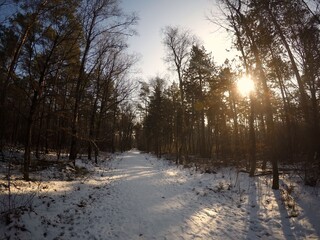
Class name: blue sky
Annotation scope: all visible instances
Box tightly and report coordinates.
[121,0,237,81]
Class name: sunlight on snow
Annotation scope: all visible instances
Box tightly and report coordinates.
[7,180,75,195]
[109,169,157,182]
[165,170,177,177]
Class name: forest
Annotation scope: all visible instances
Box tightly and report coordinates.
[137,0,320,190]
[1,0,320,239]
[0,0,139,181]
[0,0,319,189]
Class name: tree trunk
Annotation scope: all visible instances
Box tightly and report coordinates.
[69,13,95,162]
[228,7,257,174]
[35,109,44,160]
[240,11,279,189]
[249,94,256,177]
[23,93,38,180]
[269,47,294,162]
[88,98,98,160]
[266,6,311,133]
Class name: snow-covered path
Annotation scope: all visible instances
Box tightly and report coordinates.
[103,150,217,239]
[2,150,320,239]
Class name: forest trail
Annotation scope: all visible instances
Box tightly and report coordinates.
[74,150,301,240]
[2,150,320,239]
[102,150,219,239]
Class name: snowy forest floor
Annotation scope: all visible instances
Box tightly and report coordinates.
[0,149,320,240]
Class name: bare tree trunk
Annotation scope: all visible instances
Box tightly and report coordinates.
[111,105,118,154]
[35,107,44,160]
[249,94,256,177]
[24,93,38,180]
[69,5,97,162]
[230,91,240,162]
[236,4,279,189]
[162,26,193,164]
[23,29,57,180]
[88,97,98,160]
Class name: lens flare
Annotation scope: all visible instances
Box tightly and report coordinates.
[237,75,255,96]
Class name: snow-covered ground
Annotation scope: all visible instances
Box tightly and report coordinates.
[1,150,320,239]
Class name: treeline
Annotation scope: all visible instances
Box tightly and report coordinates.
[0,0,138,179]
[136,0,320,189]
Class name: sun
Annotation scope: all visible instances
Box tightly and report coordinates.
[237,75,255,96]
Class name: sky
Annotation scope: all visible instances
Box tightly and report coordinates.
[121,0,237,81]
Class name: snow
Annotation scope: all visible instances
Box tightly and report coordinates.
[1,149,320,239]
